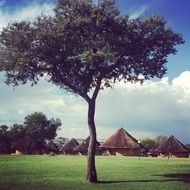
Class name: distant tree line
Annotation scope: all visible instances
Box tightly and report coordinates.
[0,112,61,154]
[140,136,168,150]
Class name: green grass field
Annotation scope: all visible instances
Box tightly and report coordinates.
[0,155,190,190]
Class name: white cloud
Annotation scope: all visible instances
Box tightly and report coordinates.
[94,71,190,142]
[172,71,190,105]
[129,5,148,19]
[1,71,190,143]
[0,78,65,116]
[0,2,55,30]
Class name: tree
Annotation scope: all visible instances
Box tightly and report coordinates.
[23,112,61,145]
[141,135,168,150]
[155,135,167,145]
[0,125,9,143]
[7,113,61,154]
[0,0,184,183]
[7,123,25,141]
[0,125,11,153]
[0,125,8,135]
[141,137,155,150]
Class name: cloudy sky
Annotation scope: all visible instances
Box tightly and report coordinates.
[0,0,190,144]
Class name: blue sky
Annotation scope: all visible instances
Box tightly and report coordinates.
[0,0,190,144]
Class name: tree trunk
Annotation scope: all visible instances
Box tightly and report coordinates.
[86,99,98,183]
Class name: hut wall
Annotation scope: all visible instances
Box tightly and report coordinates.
[75,149,105,156]
[159,152,189,158]
[107,148,140,156]
[95,148,106,155]
[173,153,189,158]
[63,151,77,155]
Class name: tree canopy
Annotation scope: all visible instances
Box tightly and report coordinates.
[23,112,61,143]
[140,135,168,150]
[0,125,8,135]
[0,125,9,143]
[0,0,184,101]
[7,124,25,141]
[3,112,61,145]
[155,135,167,144]
[141,137,156,150]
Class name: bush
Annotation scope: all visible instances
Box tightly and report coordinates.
[49,151,56,156]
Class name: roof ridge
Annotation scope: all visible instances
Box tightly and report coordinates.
[155,135,189,152]
[100,128,146,149]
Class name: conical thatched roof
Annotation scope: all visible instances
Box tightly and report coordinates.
[46,140,58,152]
[149,144,160,156]
[60,138,79,152]
[100,128,147,151]
[149,144,159,153]
[155,135,189,153]
[73,136,100,153]
[186,144,190,151]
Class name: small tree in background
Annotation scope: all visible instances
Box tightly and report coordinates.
[141,135,168,150]
[0,125,8,136]
[0,0,184,183]
[23,112,61,145]
[155,135,167,145]
[0,125,9,143]
[6,113,61,150]
[141,137,156,150]
[7,124,25,142]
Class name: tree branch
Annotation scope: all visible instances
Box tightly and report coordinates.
[51,65,91,102]
[91,77,102,101]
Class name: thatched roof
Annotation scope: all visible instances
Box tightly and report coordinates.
[59,138,79,152]
[186,144,190,151]
[155,135,189,153]
[46,140,58,152]
[100,128,147,151]
[73,136,100,153]
[149,144,159,153]
[149,144,160,156]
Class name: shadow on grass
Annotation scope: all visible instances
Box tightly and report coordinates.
[154,173,190,184]
[98,173,190,184]
[97,180,157,184]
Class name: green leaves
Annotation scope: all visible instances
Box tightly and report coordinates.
[23,112,62,142]
[0,0,184,100]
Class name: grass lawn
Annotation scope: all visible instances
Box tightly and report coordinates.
[0,155,190,190]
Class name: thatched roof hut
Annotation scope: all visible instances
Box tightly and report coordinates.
[100,128,148,156]
[149,144,160,157]
[59,138,79,155]
[45,140,58,153]
[12,135,45,154]
[155,135,189,158]
[186,144,190,151]
[73,136,103,155]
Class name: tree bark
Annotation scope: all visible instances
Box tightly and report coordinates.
[86,99,98,183]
